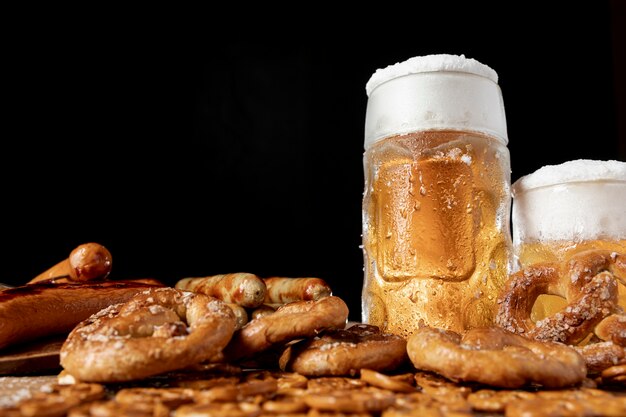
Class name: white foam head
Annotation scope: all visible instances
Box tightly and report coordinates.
[364,54,507,149]
[512,159,626,243]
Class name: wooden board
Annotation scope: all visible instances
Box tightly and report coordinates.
[0,335,64,376]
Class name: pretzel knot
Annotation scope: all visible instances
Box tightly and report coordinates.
[495,250,625,345]
[60,287,237,382]
[407,325,586,388]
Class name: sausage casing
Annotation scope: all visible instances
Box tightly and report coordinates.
[0,280,163,349]
[263,277,332,304]
[175,273,266,308]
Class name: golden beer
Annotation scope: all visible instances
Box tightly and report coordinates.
[361,55,512,338]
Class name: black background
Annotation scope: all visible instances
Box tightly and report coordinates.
[2,3,624,321]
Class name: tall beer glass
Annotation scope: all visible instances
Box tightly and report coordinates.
[361,54,513,337]
[511,159,626,319]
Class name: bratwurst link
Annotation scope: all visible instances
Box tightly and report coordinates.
[175,273,266,308]
[0,280,163,349]
[28,242,113,284]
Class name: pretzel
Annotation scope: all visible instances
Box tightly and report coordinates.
[594,313,626,346]
[600,364,626,385]
[261,395,308,414]
[68,400,171,417]
[412,370,472,400]
[10,383,106,417]
[495,250,625,344]
[306,376,368,393]
[114,387,196,408]
[504,394,626,417]
[359,369,416,392]
[575,341,626,374]
[60,287,237,382]
[174,402,262,417]
[386,392,473,416]
[303,387,396,414]
[279,323,408,376]
[406,325,586,388]
[194,375,278,403]
[466,389,536,413]
[222,296,349,361]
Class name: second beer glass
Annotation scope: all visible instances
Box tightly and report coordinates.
[511,159,626,320]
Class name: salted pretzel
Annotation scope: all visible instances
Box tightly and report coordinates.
[407,325,586,388]
[575,341,626,374]
[222,295,349,361]
[60,287,237,382]
[495,250,625,345]
[594,313,626,346]
[279,323,408,376]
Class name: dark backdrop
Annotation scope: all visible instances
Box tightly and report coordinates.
[3,3,624,321]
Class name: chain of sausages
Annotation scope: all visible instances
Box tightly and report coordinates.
[174,273,333,329]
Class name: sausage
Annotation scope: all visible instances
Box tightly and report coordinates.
[0,280,164,349]
[224,302,249,330]
[175,273,266,308]
[250,304,276,320]
[263,277,332,304]
[28,243,113,284]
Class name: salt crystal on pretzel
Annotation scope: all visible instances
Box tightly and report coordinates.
[60,287,237,382]
[495,250,625,345]
[407,325,586,388]
[279,323,407,377]
[222,296,349,362]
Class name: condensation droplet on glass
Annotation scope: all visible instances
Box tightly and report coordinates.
[448,148,461,159]
[446,259,455,270]
[414,201,421,211]
[419,185,427,196]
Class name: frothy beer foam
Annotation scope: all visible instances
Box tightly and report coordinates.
[363,54,508,149]
[512,159,626,243]
[365,54,498,96]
